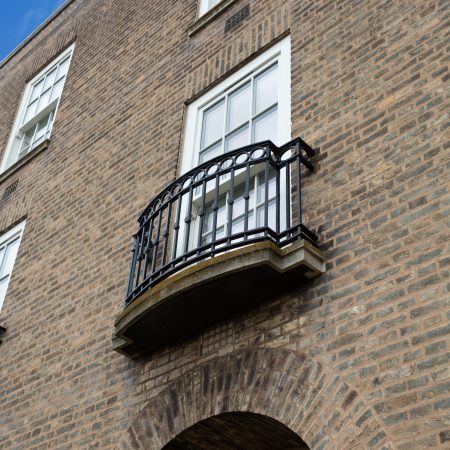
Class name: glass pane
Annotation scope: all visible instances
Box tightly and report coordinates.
[209,0,221,8]
[199,141,221,164]
[257,200,276,230]
[254,63,278,114]
[201,233,212,245]
[56,57,70,80]
[23,100,38,124]
[43,68,57,91]
[29,80,44,103]
[231,212,254,235]
[201,100,225,148]
[227,82,250,131]
[0,247,5,272]
[204,196,227,233]
[253,106,278,143]
[225,125,249,152]
[20,128,34,153]
[33,119,48,146]
[2,238,20,277]
[46,110,55,138]
[50,78,65,103]
[0,279,8,308]
[37,88,52,111]
[257,168,277,202]
[233,183,254,218]
[215,226,225,240]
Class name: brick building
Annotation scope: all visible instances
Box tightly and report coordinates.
[0,0,448,448]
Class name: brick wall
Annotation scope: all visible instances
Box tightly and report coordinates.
[0,0,448,448]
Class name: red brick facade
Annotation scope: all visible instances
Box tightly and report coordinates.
[0,0,448,448]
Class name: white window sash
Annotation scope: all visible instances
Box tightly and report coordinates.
[199,0,222,16]
[178,37,291,254]
[0,44,75,173]
[181,36,291,175]
[0,220,26,313]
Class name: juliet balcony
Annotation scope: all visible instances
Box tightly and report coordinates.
[113,138,325,358]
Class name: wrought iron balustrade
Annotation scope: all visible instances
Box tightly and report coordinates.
[125,138,317,307]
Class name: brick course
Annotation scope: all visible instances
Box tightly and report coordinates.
[0,0,448,448]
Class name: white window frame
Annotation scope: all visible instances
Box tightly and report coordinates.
[181,36,291,175]
[199,0,222,16]
[0,44,75,173]
[0,220,26,313]
[179,37,291,252]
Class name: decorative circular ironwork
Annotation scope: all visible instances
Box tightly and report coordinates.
[127,139,316,306]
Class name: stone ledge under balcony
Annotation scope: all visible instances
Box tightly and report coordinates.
[113,240,325,359]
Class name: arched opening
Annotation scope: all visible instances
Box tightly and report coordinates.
[162,412,310,450]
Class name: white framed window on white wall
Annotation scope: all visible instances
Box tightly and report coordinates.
[0,44,75,173]
[0,221,26,312]
[199,0,222,16]
[180,36,291,248]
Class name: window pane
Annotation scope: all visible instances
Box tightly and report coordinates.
[199,141,221,164]
[0,279,8,308]
[203,225,225,245]
[23,100,38,124]
[50,78,65,103]
[201,100,224,148]
[253,106,278,143]
[56,57,70,80]
[204,196,227,233]
[233,183,254,218]
[208,0,221,8]
[20,127,34,154]
[43,68,57,91]
[2,238,20,277]
[257,199,276,230]
[227,82,250,131]
[225,125,249,152]
[0,247,5,271]
[231,212,254,235]
[37,88,52,111]
[29,80,44,103]
[257,168,277,202]
[33,116,49,146]
[254,63,278,114]
[45,111,55,139]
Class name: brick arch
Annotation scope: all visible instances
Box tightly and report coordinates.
[117,348,393,450]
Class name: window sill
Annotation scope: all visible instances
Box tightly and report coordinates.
[0,139,50,185]
[187,0,240,37]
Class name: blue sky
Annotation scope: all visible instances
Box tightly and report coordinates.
[0,0,66,62]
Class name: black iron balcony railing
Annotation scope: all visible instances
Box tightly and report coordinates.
[125,138,317,307]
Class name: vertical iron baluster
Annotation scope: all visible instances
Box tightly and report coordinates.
[126,235,139,299]
[264,151,270,236]
[161,201,173,268]
[183,185,194,257]
[226,166,235,245]
[142,213,155,281]
[196,179,207,253]
[211,173,220,251]
[275,153,281,239]
[296,141,302,239]
[285,161,291,240]
[151,208,163,275]
[243,162,250,241]
[133,217,146,290]
[171,192,183,265]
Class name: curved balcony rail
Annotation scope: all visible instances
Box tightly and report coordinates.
[125,138,317,307]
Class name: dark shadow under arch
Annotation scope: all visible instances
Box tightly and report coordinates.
[162,412,310,450]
